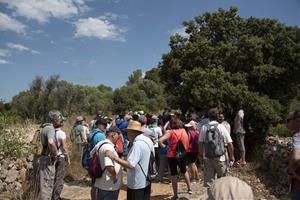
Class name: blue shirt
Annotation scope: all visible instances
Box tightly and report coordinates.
[88,128,106,148]
[118,120,128,141]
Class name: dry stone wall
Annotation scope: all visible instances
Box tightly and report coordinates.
[263,136,292,194]
[0,155,33,199]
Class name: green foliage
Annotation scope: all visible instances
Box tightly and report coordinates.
[113,70,167,114]
[159,7,299,142]
[268,124,290,137]
[11,75,113,121]
[0,129,34,159]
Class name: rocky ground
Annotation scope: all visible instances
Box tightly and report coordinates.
[61,162,290,200]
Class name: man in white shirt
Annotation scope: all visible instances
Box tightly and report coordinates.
[106,120,154,200]
[233,108,247,165]
[91,126,122,200]
[199,108,234,187]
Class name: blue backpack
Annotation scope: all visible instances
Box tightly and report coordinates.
[82,132,99,170]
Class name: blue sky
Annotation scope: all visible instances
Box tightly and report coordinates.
[0,0,299,102]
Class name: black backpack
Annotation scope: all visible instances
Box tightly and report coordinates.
[173,131,187,162]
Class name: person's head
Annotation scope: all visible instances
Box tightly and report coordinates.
[76,116,84,124]
[208,108,219,121]
[138,115,147,126]
[169,116,182,129]
[150,115,158,127]
[95,118,107,131]
[207,176,254,200]
[218,113,225,123]
[125,120,142,142]
[106,126,121,144]
[185,120,197,130]
[286,109,300,132]
[48,110,66,128]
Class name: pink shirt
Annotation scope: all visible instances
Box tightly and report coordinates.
[187,129,199,153]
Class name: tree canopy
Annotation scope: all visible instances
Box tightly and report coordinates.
[159,7,300,140]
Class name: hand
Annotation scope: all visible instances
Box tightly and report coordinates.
[105,150,114,159]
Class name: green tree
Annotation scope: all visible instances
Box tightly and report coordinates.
[159,7,299,144]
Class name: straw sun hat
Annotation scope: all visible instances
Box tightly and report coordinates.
[126,120,142,133]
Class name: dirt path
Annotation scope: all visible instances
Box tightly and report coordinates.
[61,175,207,200]
[61,162,290,200]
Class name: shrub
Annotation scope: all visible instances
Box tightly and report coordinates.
[0,129,34,159]
[268,124,290,137]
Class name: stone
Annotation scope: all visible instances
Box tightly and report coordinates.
[19,168,27,182]
[0,168,8,180]
[27,155,34,162]
[0,179,4,192]
[5,168,19,183]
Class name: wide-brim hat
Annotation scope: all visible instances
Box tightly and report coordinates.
[76,116,84,122]
[126,120,142,133]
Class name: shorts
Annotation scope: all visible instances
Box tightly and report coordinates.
[186,152,198,164]
[127,184,151,200]
[168,157,187,176]
[98,189,120,200]
[236,132,245,152]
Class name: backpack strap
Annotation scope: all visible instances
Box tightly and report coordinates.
[54,130,62,152]
[94,141,111,172]
[135,139,153,182]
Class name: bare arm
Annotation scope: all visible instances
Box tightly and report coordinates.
[61,138,70,164]
[106,151,134,170]
[48,138,58,156]
[158,130,171,148]
[227,142,235,161]
[106,165,117,182]
[198,142,204,161]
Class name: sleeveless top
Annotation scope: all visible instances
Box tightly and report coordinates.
[167,128,189,158]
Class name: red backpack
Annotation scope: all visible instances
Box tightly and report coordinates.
[88,142,109,179]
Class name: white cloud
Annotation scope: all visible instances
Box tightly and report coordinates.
[0,58,9,64]
[0,49,10,57]
[74,17,126,41]
[171,27,189,38]
[100,12,128,21]
[0,0,89,23]
[0,12,26,34]
[6,42,40,54]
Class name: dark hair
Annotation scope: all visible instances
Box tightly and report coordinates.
[95,118,107,126]
[106,126,121,136]
[208,108,219,121]
[170,117,182,129]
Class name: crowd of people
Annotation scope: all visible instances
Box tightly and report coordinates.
[35,107,263,200]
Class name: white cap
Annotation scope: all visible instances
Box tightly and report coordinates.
[185,120,197,128]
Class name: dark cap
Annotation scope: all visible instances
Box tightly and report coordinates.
[48,110,66,122]
[95,118,107,126]
[106,126,121,134]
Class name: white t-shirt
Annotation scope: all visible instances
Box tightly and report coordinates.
[127,134,154,189]
[199,121,233,162]
[221,121,231,135]
[143,126,162,148]
[94,139,122,191]
[82,125,89,141]
[55,129,66,157]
